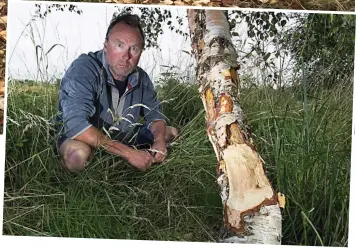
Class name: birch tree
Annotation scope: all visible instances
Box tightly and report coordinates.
[188,9,283,244]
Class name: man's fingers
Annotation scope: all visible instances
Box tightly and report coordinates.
[154,152,161,161]
[139,152,153,170]
[157,153,165,161]
[154,152,167,163]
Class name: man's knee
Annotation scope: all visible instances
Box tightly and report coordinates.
[165,126,178,143]
[59,139,93,173]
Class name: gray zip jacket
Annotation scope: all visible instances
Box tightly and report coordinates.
[55,49,166,145]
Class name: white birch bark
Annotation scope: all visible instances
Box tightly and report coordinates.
[187,9,282,244]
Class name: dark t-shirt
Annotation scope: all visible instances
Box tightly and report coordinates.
[114,78,127,98]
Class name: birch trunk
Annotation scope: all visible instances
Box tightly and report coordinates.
[187,9,282,244]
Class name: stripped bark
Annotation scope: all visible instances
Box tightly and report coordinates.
[187,9,282,244]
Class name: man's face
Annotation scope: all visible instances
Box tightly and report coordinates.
[104,23,144,81]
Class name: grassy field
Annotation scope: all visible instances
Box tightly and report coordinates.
[2,77,353,246]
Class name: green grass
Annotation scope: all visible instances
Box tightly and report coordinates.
[2,77,352,246]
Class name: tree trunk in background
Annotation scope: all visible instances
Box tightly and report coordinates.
[187,9,282,244]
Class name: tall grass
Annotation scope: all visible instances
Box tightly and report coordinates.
[2,75,352,246]
[241,83,352,246]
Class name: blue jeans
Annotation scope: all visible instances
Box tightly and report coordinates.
[125,125,155,150]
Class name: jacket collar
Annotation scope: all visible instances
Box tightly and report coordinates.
[97,49,139,89]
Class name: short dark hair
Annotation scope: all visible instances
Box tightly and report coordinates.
[105,13,145,48]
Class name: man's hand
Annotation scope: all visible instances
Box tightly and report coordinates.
[150,140,167,163]
[126,150,154,171]
[149,120,167,163]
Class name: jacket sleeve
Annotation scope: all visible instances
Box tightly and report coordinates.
[141,71,167,128]
[59,57,100,139]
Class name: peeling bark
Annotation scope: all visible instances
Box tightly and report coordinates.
[188,9,282,244]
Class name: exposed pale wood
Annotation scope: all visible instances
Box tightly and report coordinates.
[0,30,5,40]
[0,79,4,96]
[0,97,3,110]
[159,0,175,4]
[0,15,6,24]
[173,1,186,5]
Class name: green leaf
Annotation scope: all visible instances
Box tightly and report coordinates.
[15,142,23,147]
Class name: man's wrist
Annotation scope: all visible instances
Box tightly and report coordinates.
[154,136,165,143]
[103,139,134,160]
[150,120,166,143]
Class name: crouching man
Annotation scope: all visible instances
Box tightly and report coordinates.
[53,13,178,173]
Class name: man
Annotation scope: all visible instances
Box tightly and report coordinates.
[54,13,178,173]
